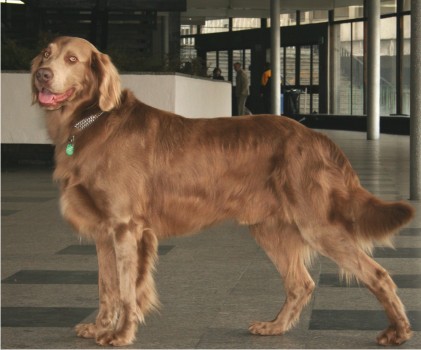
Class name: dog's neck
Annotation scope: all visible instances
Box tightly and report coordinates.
[65,111,104,156]
[45,101,102,146]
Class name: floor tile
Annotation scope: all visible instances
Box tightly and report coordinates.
[1,307,96,327]
[2,270,98,285]
[309,310,421,331]
[319,273,421,288]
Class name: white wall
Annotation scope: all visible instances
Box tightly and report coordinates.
[1,72,232,144]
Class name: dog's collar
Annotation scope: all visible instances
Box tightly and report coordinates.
[66,111,104,156]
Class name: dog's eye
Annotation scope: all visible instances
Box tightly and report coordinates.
[68,56,78,63]
[43,51,50,59]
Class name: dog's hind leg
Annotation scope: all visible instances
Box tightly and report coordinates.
[249,219,315,335]
[75,234,119,340]
[135,229,160,320]
[299,224,412,346]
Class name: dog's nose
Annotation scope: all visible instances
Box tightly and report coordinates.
[36,68,54,82]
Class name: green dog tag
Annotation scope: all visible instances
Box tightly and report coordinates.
[66,143,74,156]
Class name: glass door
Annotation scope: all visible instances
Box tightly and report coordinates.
[282,44,320,115]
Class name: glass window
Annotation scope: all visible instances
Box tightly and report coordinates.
[284,46,296,86]
[403,0,411,11]
[332,21,364,115]
[217,51,229,82]
[206,51,228,80]
[299,10,328,24]
[381,0,397,15]
[232,18,261,31]
[180,36,196,63]
[232,50,243,86]
[380,16,397,116]
[351,21,364,115]
[334,2,364,21]
[267,12,297,27]
[232,49,251,85]
[202,19,229,34]
[300,46,311,86]
[206,51,217,77]
[402,15,410,115]
[180,24,198,36]
[334,23,352,114]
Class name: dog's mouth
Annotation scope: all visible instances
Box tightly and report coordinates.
[38,87,75,108]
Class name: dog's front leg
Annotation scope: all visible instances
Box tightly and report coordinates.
[95,226,140,347]
[75,234,119,340]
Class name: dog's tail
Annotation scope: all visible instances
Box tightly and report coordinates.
[353,188,414,244]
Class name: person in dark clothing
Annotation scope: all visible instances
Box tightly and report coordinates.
[212,67,225,80]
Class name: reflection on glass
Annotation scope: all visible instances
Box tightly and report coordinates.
[285,46,296,86]
[402,15,410,115]
[380,17,397,116]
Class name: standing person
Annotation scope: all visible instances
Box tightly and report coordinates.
[260,62,272,113]
[233,62,250,116]
[212,67,225,80]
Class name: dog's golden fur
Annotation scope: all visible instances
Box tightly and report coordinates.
[32,36,415,347]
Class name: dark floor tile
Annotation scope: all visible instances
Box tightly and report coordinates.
[1,209,19,216]
[57,244,174,256]
[399,228,421,236]
[369,190,399,195]
[1,197,55,203]
[1,307,96,327]
[56,245,96,255]
[319,273,421,288]
[309,310,421,331]
[158,245,175,255]
[374,247,421,258]
[2,270,98,285]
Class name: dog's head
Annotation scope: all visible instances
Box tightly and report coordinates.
[31,36,121,112]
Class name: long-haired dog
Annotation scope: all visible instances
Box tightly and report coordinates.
[31,36,414,346]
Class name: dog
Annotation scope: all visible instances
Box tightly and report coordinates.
[31,36,414,347]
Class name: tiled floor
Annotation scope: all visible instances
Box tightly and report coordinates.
[1,129,421,349]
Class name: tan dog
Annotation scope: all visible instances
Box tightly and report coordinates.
[31,36,414,347]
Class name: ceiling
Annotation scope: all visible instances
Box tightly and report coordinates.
[182,0,363,23]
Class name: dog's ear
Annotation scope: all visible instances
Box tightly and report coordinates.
[92,51,121,112]
[30,53,43,105]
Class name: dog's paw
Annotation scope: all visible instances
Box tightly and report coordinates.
[376,325,413,346]
[249,321,284,336]
[96,331,135,347]
[75,323,96,339]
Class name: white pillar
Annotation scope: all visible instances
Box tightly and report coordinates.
[410,0,421,200]
[270,0,281,115]
[367,0,381,140]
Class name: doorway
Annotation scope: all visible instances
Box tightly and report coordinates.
[195,22,328,115]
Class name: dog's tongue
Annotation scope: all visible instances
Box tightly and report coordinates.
[38,89,56,104]
[38,88,73,105]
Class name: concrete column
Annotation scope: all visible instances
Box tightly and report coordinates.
[410,0,421,200]
[270,0,281,115]
[367,0,381,140]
